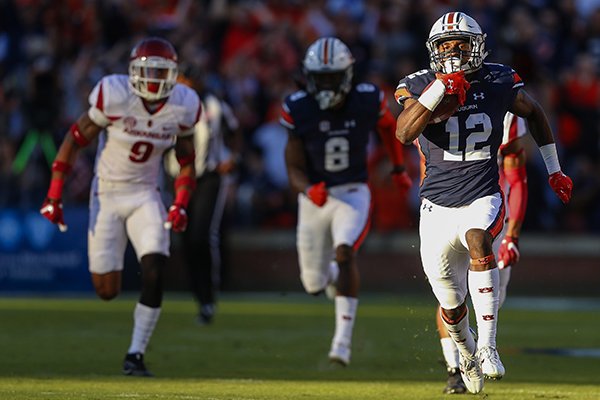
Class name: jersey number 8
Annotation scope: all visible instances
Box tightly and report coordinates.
[325,137,350,172]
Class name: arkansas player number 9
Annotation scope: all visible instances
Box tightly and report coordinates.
[129,141,154,163]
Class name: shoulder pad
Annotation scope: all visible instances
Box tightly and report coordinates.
[288,90,308,103]
[395,69,436,103]
[88,74,129,117]
[356,83,377,92]
[481,63,523,87]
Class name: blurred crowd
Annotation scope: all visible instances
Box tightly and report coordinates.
[1,0,599,233]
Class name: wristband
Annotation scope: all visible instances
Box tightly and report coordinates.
[539,143,561,175]
[417,79,445,111]
[47,178,64,200]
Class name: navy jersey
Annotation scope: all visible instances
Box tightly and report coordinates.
[395,63,524,207]
[280,83,384,186]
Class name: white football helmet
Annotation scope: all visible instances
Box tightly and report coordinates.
[426,12,488,74]
[128,37,178,101]
[303,37,355,110]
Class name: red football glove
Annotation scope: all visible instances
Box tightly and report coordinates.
[498,235,520,269]
[306,181,328,207]
[164,204,188,232]
[548,171,573,204]
[436,71,471,105]
[391,170,412,195]
[40,198,68,232]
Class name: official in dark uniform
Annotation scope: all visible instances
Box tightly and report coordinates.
[166,73,240,325]
[282,37,411,366]
[395,11,573,394]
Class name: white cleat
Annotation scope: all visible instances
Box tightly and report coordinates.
[478,346,505,380]
[328,342,351,366]
[459,352,484,394]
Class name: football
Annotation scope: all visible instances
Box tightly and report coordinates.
[429,94,459,124]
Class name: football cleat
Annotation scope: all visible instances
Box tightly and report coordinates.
[478,346,505,380]
[123,352,153,377]
[459,351,484,394]
[198,303,216,325]
[328,342,351,366]
[443,367,467,394]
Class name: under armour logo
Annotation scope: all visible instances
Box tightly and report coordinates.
[473,92,485,100]
[482,315,495,321]
[447,79,455,90]
[422,204,433,212]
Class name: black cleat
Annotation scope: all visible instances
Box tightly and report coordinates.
[197,303,216,325]
[123,352,153,377]
[443,367,467,394]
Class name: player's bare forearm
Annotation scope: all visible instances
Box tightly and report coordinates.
[396,98,430,144]
[510,89,554,146]
[505,217,522,238]
[284,133,310,194]
[174,135,196,184]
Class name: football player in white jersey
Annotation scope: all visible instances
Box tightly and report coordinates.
[40,37,201,376]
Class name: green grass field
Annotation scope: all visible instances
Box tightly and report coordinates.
[0,293,599,399]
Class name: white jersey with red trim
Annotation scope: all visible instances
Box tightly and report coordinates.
[87,74,201,184]
[501,112,527,147]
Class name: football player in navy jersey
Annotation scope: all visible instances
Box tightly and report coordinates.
[281,37,411,366]
[394,12,573,394]
[434,112,530,394]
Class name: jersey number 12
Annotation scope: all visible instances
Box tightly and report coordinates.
[443,113,492,161]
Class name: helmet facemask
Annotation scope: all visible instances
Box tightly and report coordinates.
[427,34,486,74]
[129,56,178,101]
[305,68,353,110]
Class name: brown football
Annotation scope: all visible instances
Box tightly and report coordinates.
[429,94,459,124]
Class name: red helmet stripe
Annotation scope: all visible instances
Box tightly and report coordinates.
[323,38,330,65]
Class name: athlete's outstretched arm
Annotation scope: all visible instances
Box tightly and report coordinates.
[498,138,528,268]
[510,88,573,203]
[40,113,102,231]
[500,139,528,239]
[165,134,196,233]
